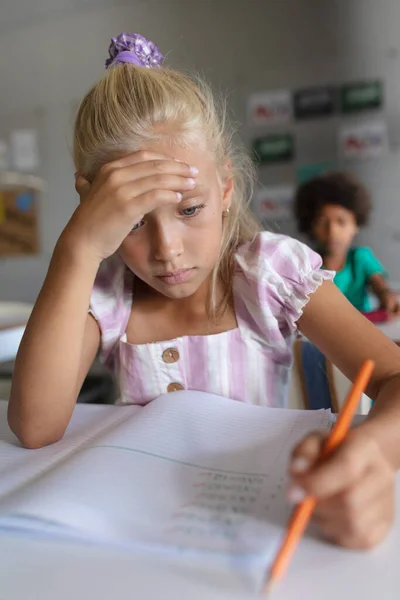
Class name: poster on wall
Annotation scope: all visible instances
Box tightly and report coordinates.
[294,86,336,120]
[340,80,383,114]
[252,185,294,224]
[252,133,294,165]
[0,187,39,256]
[247,90,292,127]
[339,121,388,160]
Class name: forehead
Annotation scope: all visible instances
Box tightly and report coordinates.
[318,204,355,220]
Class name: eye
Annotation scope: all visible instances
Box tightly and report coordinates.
[180,204,205,217]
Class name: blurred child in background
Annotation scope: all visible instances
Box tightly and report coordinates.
[294,172,399,315]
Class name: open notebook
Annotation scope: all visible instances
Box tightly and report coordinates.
[0,392,332,583]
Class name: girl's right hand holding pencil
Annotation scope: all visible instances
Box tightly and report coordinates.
[66,151,198,263]
[293,281,400,553]
[289,427,396,549]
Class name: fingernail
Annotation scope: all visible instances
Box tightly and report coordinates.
[291,457,311,473]
[287,485,306,504]
[186,178,196,187]
[176,192,182,200]
[189,165,199,176]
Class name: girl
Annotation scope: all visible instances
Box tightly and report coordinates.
[8,33,400,550]
[294,172,399,315]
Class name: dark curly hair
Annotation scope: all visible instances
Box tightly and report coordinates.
[294,172,372,237]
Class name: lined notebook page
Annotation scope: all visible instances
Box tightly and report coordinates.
[0,391,332,567]
[0,401,137,498]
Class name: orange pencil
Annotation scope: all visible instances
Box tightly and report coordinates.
[263,359,375,596]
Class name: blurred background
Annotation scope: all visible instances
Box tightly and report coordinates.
[1,0,400,400]
[1,0,400,300]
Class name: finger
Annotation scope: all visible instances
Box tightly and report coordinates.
[102,161,198,192]
[385,300,394,314]
[337,521,392,549]
[295,435,373,500]
[118,174,197,201]
[130,189,184,217]
[290,432,326,475]
[317,518,389,549]
[388,297,399,314]
[315,493,394,549]
[105,151,174,169]
[121,158,198,180]
[313,463,394,521]
[336,498,393,549]
[103,151,197,172]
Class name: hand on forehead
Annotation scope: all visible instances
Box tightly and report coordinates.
[113,146,223,186]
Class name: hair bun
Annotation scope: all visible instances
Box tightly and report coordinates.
[105,32,164,70]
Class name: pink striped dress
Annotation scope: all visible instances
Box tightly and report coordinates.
[90,233,333,406]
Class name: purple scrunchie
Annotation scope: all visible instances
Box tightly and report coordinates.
[105,32,164,69]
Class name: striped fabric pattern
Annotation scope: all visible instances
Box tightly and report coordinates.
[90,232,334,407]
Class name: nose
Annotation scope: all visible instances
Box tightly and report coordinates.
[326,221,338,237]
[152,223,183,263]
[330,220,343,235]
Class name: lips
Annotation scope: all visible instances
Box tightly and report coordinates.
[156,268,194,285]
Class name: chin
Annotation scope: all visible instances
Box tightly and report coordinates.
[156,282,201,299]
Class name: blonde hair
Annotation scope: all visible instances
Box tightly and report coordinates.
[74,63,261,319]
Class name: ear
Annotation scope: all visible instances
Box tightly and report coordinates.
[221,161,233,212]
[75,173,91,204]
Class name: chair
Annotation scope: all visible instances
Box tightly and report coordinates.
[288,338,371,414]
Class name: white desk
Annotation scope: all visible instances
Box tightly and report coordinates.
[0,403,399,599]
[1,515,399,600]
[0,489,398,600]
[377,317,400,344]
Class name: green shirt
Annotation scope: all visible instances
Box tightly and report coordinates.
[327,247,387,312]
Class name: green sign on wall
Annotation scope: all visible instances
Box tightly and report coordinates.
[252,134,294,165]
[341,80,383,114]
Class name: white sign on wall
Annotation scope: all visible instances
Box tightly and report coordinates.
[339,121,388,160]
[252,184,294,223]
[247,90,292,127]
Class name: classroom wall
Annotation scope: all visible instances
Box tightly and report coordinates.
[1,0,400,301]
